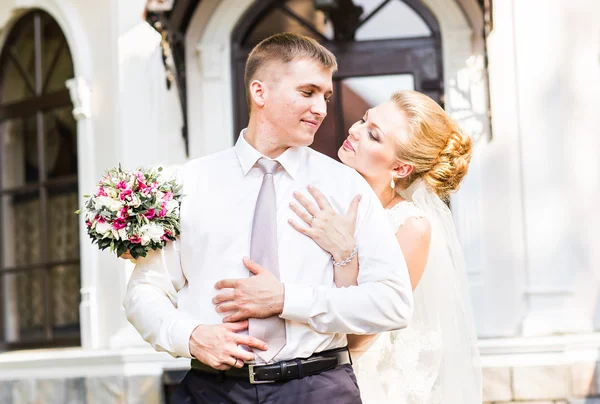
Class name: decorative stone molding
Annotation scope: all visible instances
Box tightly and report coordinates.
[146,0,175,13]
[0,347,188,381]
[66,76,92,120]
[79,286,99,350]
[12,0,93,79]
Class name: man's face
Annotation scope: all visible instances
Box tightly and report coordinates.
[262,58,334,148]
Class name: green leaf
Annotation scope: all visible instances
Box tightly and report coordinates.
[98,239,111,249]
[131,245,145,259]
[116,243,128,258]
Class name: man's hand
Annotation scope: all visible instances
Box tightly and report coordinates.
[189,321,268,370]
[213,257,285,323]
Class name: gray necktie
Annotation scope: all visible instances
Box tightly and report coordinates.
[249,158,287,363]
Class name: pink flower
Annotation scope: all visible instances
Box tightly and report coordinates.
[112,219,127,230]
[86,220,93,228]
[118,207,129,219]
[119,189,132,201]
[163,191,173,201]
[161,229,173,242]
[95,215,105,223]
[144,209,156,220]
[159,203,167,218]
[97,187,108,197]
[135,172,147,189]
[116,180,128,190]
[129,235,142,244]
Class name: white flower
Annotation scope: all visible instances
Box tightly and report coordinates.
[95,221,112,237]
[111,229,120,240]
[140,223,164,245]
[165,200,179,214]
[85,211,95,223]
[94,196,123,212]
[129,194,142,208]
[118,228,128,241]
[108,189,118,198]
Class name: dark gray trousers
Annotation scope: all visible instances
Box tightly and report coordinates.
[170,364,362,404]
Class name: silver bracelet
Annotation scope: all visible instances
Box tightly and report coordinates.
[332,246,358,267]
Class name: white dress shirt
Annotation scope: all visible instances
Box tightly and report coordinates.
[124,130,413,362]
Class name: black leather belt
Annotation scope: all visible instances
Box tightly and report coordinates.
[190,347,352,384]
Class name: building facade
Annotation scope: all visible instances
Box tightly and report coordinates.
[0,0,598,402]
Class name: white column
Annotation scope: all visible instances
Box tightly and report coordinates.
[66,76,101,349]
[106,15,187,349]
[510,0,594,335]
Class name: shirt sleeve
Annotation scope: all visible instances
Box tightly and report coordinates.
[280,176,414,334]
[123,239,200,358]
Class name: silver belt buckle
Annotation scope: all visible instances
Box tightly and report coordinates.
[248,364,275,384]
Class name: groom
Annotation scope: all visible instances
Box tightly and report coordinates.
[124,33,413,403]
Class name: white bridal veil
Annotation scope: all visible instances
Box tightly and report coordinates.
[399,179,482,402]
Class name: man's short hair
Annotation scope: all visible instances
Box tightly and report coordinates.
[244,33,338,111]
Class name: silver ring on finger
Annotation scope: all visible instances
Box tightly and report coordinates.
[233,358,239,367]
[309,216,315,226]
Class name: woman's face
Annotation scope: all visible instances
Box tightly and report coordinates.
[338,100,408,182]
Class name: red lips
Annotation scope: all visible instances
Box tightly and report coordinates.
[342,139,355,152]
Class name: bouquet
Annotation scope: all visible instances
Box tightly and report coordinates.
[76,165,182,259]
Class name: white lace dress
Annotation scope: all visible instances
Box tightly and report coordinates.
[352,201,444,404]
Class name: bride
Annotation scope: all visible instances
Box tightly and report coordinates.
[288,90,482,403]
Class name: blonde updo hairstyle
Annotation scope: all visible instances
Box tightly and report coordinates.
[391,90,472,200]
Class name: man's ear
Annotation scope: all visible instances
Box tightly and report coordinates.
[394,162,414,179]
[249,80,266,108]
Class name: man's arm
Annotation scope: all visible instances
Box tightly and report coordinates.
[124,240,200,358]
[125,240,268,366]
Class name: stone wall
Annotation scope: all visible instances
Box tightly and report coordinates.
[483,363,600,404]
[0,375,163,404]
[1,362,599,403]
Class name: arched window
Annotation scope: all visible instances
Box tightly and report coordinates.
[0,10,80,350]
[232,0,443,158]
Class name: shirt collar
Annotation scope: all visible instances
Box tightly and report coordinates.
[234,129,303,179]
